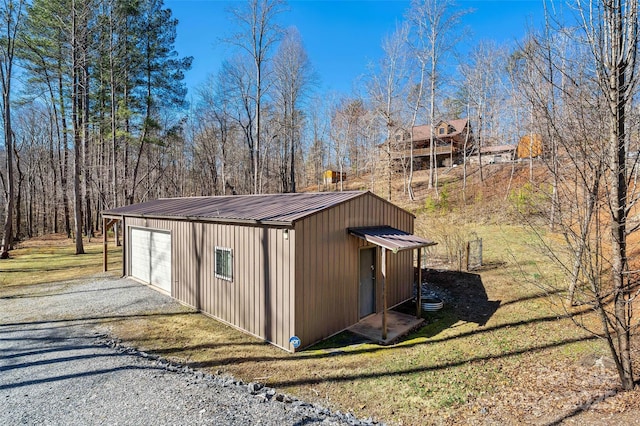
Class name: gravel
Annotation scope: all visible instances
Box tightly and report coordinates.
[0,276,379,425]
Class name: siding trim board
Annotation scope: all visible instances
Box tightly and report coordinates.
[103,191,429,352]
[118,214,297,227]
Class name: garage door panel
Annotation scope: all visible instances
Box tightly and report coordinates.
[130,227,171,295]
[150,231,172,293]
[130,228,151,283]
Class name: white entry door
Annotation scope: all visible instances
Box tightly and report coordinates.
[130,227,172,294]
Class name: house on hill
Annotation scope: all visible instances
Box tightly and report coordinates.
[387,118,474,169]
[102,191,435,352]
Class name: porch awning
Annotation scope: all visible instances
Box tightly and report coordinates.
[348,226,436,253]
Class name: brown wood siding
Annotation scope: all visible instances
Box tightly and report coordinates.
[294,192,415,349]
[124,217,296,351]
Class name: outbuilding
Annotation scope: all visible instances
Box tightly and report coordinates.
[102,191,434,352]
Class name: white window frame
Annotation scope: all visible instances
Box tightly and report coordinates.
[215,246,233,281]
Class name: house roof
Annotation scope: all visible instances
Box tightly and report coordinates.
[103,191,369,226]
[479,144,516,154]
[411,118,469,141]
[349,226,436,253]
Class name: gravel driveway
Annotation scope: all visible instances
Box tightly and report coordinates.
[0,276,374,425]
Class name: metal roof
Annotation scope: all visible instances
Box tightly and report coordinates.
[103,191,368,225]
[349,226,437,253]
[412,118,470,141]
[479,144,516,154]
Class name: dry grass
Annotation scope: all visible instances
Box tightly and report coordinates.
[0,234,122,290]
[97,223,630,425]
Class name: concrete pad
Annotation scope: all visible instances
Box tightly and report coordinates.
[348,310,424,345]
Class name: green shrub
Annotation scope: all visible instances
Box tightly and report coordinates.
[508,182,549,217]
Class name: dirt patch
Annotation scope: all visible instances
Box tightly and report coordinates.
[409,268,640,425]
[468,352,640,425]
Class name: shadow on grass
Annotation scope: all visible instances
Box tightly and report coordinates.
[421,268,500,327]
[544,389,620,426]
[151,341,273,358]
[141,266,595,369]
[266,334,599,388]
[165,306,594,372]
[303,332,373,352]
[472,260,507,271]
[498,287,566,308]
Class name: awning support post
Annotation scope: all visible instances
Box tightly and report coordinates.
[103,217,108,272]
[381,247,387,340]
[416,247,422,319]
[102,218,119,272]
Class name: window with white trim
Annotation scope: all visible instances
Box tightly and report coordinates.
[215,247,233,281]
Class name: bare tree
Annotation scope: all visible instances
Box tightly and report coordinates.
[581,0,638,390]
[228,0,285,194]
[0,0,25,258]
[460,41,508,186]
[193,73,237,196]
[516,0,639,390]
[220,56,257,192]
[272,26,315,193]
[307,95,329,191]
[329,97,365,192]
[404,16,428,200]
[407,0,469,191]
[368,24,408,201]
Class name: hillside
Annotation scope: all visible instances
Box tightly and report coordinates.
[325,162,549,217]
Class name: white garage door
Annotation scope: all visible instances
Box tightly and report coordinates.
[130,227,172,294]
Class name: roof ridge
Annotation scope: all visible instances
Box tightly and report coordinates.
[104,191,371,225]
[158,190,368,201]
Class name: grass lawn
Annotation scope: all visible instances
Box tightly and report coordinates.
[3,225,634,425]
[0,234,122,288]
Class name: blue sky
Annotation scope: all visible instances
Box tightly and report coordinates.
[166,0,547,97]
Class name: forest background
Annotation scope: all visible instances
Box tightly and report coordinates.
[0,0,551,252]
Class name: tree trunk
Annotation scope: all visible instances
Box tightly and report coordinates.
[290,92,296,193]
[14,144,24,240]
[58,53,72,238]
[82,22,92,238]
[1,79,14,257]
[110,12,118,210]
[71,0,85,255]
[0,4,16,257]
[428,65,436,190]
[608,68,634,389]
[254,61,261,194]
